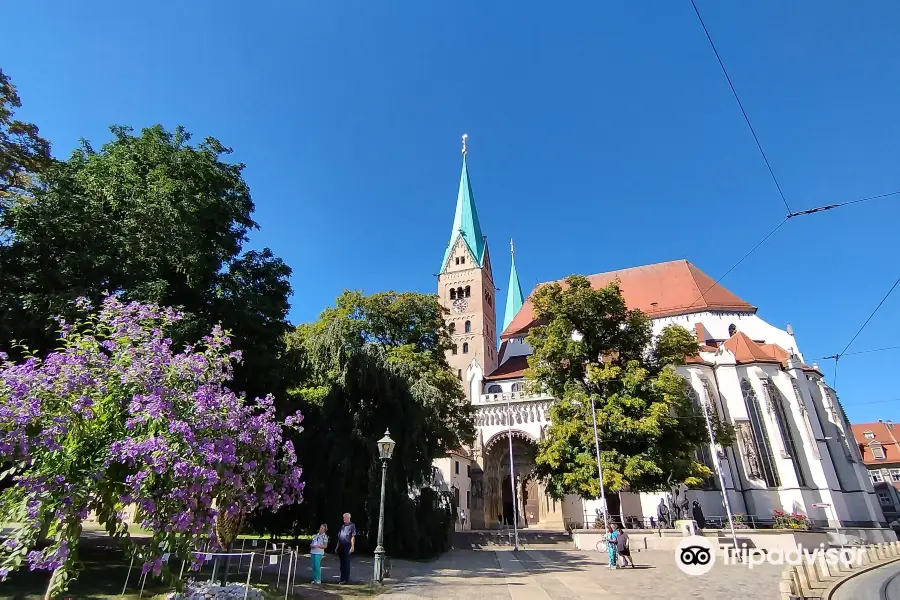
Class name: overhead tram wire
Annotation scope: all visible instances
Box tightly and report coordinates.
[689,0,791,216]
[810,345,900,362]
[786,189,900,219]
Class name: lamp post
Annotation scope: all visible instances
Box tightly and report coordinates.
[373,429,395,584]
[571,330,609,532]
[505,394,520,551]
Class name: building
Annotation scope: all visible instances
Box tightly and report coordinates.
[433,138,885,531]
[430,450,476,530]
[851,421,900,523]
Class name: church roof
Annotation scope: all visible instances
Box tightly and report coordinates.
[484,354,529,381]
[722,331,780,365]
[441,155,485,271]
[503,242,524,332]
[500,259,756,339]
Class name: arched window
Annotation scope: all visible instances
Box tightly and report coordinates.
[449,322,455,334]
[451,344,458,355]
[487,384,502,394]
[728,324,737,336]
[685,383,718,489]
[465,286,471,298]
[464,320,471,333]
[463,343,469,354]
[740,379,780,487]
[764,378,808,487]
[457,287,464,299]
[450,288,456,300]
[457,369,462,379]
[511,382,524,392]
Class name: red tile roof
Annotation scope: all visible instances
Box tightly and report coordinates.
[851,422,900,466]
[484,355,529,381]
[501,260,756,339]
[722,331,781,365]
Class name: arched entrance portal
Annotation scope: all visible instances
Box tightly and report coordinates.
[483,431,540,528]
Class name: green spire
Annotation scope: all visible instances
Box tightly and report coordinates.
[503,239,524,331]
[441,136,485,271]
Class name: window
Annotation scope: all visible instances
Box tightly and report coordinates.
[455,460,459,475]
[865,430,875,440]
[452,344,458,355]
[685,385,718,489]
[878,492,893,506]
[871,444,886,460]
[454,487,460,506]
[486,293,492,307]
[463,343,469,353]
[728,324,737,336]
[457,369,462,379]
[466,464,471,477]
[487,384,502,393]
[465,286,471,298]
[765,379,808,487]
[511,382,524,393]
[460,256,465,264]
[450,288,456,300]
[457,287,464,299]
[890,469,900,482]
[455,257,460,265]
[465,320,471,333]
[466,490,471,509]
[740,379,780,487]
[871,470,884,483]
[449,322,455,334]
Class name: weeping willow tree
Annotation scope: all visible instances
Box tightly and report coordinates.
[254,290,473,557]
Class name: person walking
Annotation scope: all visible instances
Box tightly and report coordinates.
[336,512,356,584]
[616,525,632,567]
[310,523,328,584]
[604,524,619,569]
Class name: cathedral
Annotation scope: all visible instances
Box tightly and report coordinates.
[433,139,885,532]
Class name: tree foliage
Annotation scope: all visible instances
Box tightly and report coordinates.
[0,69,51,202]
[0,124,291,401]
[265,290,471,557]
[527,275,732,499]
[0,297,302,596]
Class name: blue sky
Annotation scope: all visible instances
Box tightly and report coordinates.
[5,1,898,423]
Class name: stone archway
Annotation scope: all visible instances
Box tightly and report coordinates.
[483,430,538,528]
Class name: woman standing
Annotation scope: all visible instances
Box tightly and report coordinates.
[310,523,328,584]
[604,524,619,569]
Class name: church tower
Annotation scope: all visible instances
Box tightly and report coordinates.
[437,135,498,398]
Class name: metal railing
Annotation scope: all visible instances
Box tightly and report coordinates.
[565,512,885,532]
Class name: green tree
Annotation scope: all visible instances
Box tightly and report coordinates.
[0,124,291,401]
[266,290,471,557]
[527,275,732,500]
[0,69,51,204]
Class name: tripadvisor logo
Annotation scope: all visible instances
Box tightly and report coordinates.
[675,535,867,576]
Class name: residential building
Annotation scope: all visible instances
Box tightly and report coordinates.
[851,421,900,523]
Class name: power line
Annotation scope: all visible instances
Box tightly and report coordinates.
[841,398,900,408]
[787,189,900,219]
[687,217,789,309]
[689,0,791,215]
[840,276,900,357]
[810,345,900,362]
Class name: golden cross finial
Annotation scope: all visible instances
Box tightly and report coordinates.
[461,133,468,156]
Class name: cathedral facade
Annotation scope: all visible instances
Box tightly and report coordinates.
[434,142,885,532]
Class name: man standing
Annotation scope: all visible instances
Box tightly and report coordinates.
[337,512,356,584]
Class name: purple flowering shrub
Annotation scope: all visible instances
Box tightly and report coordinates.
[0,296,303,595]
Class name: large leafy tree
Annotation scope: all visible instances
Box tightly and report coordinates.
[0,297,303,597]
[527,275,732,500]
[0,69,51,204]
[268,290,472,557]
[0,124,291,401]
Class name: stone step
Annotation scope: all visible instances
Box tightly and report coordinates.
[453,530,573,549]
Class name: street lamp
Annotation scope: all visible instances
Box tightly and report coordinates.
[571,330,609,532]
[373,429,395,584]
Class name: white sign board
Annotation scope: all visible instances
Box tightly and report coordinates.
[812,503,831,508]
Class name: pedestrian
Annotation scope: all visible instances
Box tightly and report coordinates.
[616,525,632,567]
[604,524,619,569]
[336,512,356,584]
[309,523,328,584]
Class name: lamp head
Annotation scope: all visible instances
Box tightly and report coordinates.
[378,429,396,460]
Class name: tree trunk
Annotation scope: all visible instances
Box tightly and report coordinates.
[43,566,60,600]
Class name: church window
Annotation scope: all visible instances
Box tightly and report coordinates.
[457,369,462,379]
[764,379,808,487]
[463,343,469,354]
[728,324,737,336]
[487,384,502,393]
[450,288,456,300]
[465,320,471,333]
[455,257,460,265]
[865,430,875,440]
[460,256,465,264]
[465,286,471,298]
[452,344,458,355]
[685,384,718,489]
[457,287,464,298]
[740,378,781,487]
[511,382,524,392]
[486,293,492,307]
[871,444,886,460]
